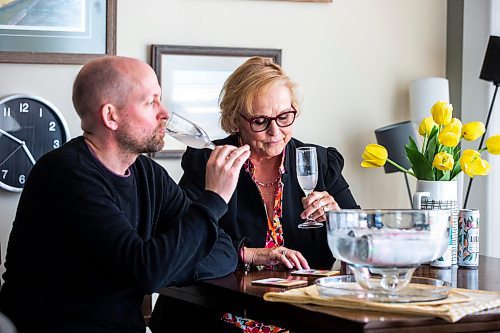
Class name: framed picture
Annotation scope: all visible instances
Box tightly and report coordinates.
[0,0,116,64]
[270,0,331,2]
[151,45,282,158]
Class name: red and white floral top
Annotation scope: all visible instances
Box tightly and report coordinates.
[222,148,288,333]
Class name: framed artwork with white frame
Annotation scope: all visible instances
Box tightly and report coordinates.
[151,44,282,158]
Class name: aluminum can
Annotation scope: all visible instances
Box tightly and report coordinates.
[431,212,453,268]
[458,209,480,268]
[429,209,456,269]
[430,244,452,268]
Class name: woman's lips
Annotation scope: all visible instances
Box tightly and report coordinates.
[264,138,283,145]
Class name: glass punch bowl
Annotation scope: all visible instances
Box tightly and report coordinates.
[321,209,451,302]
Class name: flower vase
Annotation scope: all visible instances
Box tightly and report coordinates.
[412,180,458,268]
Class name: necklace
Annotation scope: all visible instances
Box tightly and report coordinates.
[253,175,281,187]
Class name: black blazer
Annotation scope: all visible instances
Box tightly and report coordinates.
[180,136,359,267]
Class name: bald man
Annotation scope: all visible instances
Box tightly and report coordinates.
[0,56,250,333]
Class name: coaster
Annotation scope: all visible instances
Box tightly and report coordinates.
[252,278,308,288]
[291,269,340,277]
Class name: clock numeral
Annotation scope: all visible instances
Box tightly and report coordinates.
[1,169,7,179]
[48,121,56,132]
[39,107,43,117]
[19,102,29,113]
[19,174,26,185]
[3,106,10,117]
[53,139,60,148]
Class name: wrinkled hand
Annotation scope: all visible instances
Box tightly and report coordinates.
[205,144,250,203]
[300,191,340,222]
[244,246,309,270]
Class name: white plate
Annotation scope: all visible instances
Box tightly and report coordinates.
[315,275,451,303]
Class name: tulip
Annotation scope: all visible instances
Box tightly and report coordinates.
[419,116,437,136]
[486,135,500,155]
[438,131,460,148]
[432,152,454,171]
[462,122,485,141]
[459,149,491,178]
[438,118,461,147]
[361,144,387,168]
[431,101,453,125]
[444,118,462,134]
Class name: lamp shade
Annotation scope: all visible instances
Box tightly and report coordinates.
[409,77,449,124]
[480,35,500,84]
[375,120,417,173]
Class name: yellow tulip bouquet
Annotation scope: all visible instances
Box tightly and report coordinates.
[361,101,500,180]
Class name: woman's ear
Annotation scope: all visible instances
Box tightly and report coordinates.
[232,118,241,133]
[100,103,119,131]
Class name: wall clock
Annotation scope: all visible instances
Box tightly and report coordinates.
[0,94,70,192]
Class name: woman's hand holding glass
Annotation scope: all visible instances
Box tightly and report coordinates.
[243,247,309,270]
[300,191,340,222]
[296,147,323,228]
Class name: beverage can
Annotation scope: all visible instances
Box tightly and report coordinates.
[431,213,453,268]
[430,245,452,268]
[358,232,443,266]
[458,209,480,268]
[421,202,457,268]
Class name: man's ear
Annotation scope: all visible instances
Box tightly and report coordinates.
[100,103,119,130]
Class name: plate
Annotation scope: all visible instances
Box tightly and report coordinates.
[315,275,451,303]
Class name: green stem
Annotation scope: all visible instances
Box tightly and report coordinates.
[421,135,428,154]
[386,159,416,177]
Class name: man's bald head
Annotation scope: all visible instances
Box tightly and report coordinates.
[72,56,145,132]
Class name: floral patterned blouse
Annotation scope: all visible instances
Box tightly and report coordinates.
[222,147,288,333]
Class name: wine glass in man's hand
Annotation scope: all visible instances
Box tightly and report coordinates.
[165,112,216,150]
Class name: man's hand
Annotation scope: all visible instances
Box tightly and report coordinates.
[204,144,250,203]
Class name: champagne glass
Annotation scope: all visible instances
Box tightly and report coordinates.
[165,112,216,150]
[296,147,322,229]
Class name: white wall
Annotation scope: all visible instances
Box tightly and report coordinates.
[0,0,448,276]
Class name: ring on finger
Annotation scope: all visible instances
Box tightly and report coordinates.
[281,248,288,257]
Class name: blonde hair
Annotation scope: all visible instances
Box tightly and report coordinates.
[219,56,300,134]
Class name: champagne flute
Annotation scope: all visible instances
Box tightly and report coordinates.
[296,147,322,229]
[165,112,216,150]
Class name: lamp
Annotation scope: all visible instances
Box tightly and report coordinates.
[375,120,417,205]
[409,77,450,125]
[463,35,500,208]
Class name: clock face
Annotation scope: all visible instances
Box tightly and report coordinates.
[0,94,70,192]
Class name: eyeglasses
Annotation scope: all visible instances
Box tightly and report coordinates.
[240,110,297,132]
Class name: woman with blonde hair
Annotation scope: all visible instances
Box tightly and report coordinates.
[151,56,358,332]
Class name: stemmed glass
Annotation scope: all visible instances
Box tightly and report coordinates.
[296,147,322,229]
[165,112,216,150]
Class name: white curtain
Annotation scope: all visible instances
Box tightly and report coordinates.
[463,0,500,258]
[486,0,500,258]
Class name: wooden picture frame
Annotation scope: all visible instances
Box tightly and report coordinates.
[272,0,331,2]
[0,0,116,64]
[151,45,282,158]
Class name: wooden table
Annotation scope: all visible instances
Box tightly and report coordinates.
[158,256,500,332]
